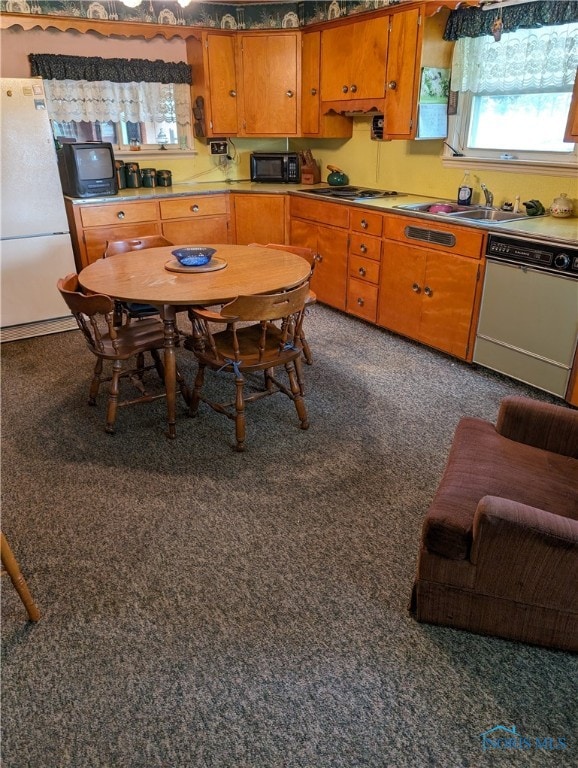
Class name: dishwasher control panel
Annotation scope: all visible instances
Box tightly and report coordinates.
[486,233,578,278]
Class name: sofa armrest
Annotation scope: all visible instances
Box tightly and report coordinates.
[496,396,578,458]
[470,496,578,611]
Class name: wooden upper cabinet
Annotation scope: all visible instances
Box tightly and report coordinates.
[383,7,423,139]
[320,16,389,111]
[187,32,238,138]
[237,32,299,136]
[564,69,578,143]
[301,30,352,138]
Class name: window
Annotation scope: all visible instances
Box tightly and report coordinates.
[445,21,578,168]
[29,54,193,152]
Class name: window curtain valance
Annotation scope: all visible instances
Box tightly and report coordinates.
[29,54,192,85]
[444,1,578,41]
[450,20,578,93]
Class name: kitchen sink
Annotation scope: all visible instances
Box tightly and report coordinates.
[393,201,533,223]
[449,209,530,222]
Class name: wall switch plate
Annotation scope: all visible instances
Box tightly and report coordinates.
[209,140,228,155]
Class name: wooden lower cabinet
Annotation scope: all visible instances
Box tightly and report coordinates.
[290,218,348,311]
[378,241,481,360]
[232,193,286,245]
[159,194,230,244]
[65,198,161,269]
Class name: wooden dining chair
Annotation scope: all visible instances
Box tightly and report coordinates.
[1,532,40,622]
[103,236,174,324]
[186,282,311,451]
[249,243,318,364]
[57,273,188,434]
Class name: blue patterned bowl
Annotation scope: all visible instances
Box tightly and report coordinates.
[172,247,216,267]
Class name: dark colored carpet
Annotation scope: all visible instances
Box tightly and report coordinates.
[2,306,576,768]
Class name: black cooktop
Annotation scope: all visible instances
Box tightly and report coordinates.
[302,186,406,200]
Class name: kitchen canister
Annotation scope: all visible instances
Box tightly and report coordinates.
[156,169,172,187]
[550,193,573,218]
[115,160,126,190]
[125,162,141,188]
[141,168,157,188]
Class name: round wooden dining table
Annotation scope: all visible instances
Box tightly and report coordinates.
[79,243,311,438]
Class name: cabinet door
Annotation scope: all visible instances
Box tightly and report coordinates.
[233,194,286,245]
[301,31,321,135]
[419,251,481,359]
[205,33,238,137]
[321,17,388,105]
[384,8,422,139]
[378,242,424,340]
[564,70,578,142]
[316,224,348,311]
[83,223,160,266]
[290,219,348,311]
[161,217,229,245]
[238,33,298,136]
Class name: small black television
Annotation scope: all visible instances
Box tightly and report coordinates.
[57,141,118,198]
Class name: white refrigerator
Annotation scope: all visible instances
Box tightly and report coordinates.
[1,77,77,342]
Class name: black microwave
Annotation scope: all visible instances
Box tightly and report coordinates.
[250,152,301,183]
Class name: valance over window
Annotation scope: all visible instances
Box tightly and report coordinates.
[29,53,192,129]
[29,54,192,84]
[444,1,578,40]
[450,20,578,94]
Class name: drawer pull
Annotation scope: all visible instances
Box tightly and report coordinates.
[360,219,368,229]
[286,90,294,98]
[388,81,397,90]
[229,89,237,97]
[350,84,358,93]
[412,282,421,293]
[117,211,125,220]
[358,267,366,277]
[191,204,199,213]
[424,286,433,297]
[311,88,317,96]
[360,244,367,254]
[342,85,349,94]
[357,297,364,306]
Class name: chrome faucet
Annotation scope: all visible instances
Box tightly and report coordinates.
[481,183,494,208]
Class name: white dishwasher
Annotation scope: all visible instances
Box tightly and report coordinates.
[474,232,578,398]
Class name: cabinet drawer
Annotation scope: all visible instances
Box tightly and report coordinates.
[290,197,349,228]
[384,214,484,259]
[347,278,379,323]
[349,254,380,284]
[159,195,228,220]
[349,233,381,261]
[350,209,383,236]
[79,201,158,228]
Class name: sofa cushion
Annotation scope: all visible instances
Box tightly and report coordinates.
[423,417,578,560]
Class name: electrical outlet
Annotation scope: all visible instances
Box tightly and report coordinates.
[209,140,228,155]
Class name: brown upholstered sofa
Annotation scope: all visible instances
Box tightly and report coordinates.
[410,396,578,652]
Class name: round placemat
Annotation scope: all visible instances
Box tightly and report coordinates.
[164,257,227,274]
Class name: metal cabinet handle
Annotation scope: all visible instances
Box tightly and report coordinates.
[229,89,237,97]
[424,286,433,297]
[286,90,294,98]
[342,85,349,94]
[191,204,199,212]
[360,219,368,229]
[117,211,125,219]
[357,297,365,306]
[412,283,421,293]
[360,244,368,253]
[358,267,366,277]
[310,88,317,96]
[388,81,397,90]
[350,84,358,93]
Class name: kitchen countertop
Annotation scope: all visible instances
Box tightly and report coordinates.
[66,182,578,246]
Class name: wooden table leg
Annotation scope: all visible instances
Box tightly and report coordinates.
[162,305,178,439]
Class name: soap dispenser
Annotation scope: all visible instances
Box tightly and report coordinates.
[457,171,473,206]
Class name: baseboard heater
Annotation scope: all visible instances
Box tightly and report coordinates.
[0,316,77,343]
